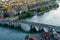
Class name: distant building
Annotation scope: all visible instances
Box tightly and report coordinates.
[13,5,28,12]
[0,13,4,19]
[0,11,4,19]
[21,5,28,11]
[7,7,15,16]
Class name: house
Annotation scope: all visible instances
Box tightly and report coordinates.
[0,11,4,19]
[7,7,15,16]
[21,5,28,11]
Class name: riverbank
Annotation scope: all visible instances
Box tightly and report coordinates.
[36,3,59,15]
[22,1,60,26]
[18,2,59,20]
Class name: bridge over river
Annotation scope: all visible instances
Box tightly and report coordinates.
[0,19,60,32]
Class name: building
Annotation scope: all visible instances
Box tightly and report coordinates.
[0,10,4,19]
[21,5,28,11]
[0,13,4,19]
[7,7,15,16]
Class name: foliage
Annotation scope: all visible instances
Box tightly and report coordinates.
[37,4,58,12]
[0,6,3,8]
[0,5,12,8]
[19,11,34,19]
[56,4,59,8]
[3,5,12,8]
[16,12,20,16]
[4,12,9,17]
[37,6,46,12]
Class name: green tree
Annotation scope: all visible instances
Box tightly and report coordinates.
[4,12,9,17]
[19,11,34,19]
[37,7,45,12]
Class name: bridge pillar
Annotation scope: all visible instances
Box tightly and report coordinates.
[30,25,39,32]
[9,21,14,28]
[3,22,9,27]
[0,21,2,26]
[15,22,21,30]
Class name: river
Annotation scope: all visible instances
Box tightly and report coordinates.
[0,26,28,40]
[0,1,60,40]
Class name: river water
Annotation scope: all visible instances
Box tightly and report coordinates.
[0,26,28,40]
[0,1,60,40]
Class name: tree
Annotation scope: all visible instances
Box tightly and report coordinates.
[19,11,34,19]
[4,12,9,17]
[37,7,45,12]
[0,6,3,8]
[25,11,34,17]
[3,5,12,8]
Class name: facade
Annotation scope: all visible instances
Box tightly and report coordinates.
[0,11,4,19]
[0,13,4,19]
[21,5,28,11]
[7,7,14,12]
[7,7,15,16]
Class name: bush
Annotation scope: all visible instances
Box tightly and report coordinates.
[37,7,44,12]
[4,12,9,17]
[37,6,47,12]
[37,6,52,12]
[0,6,3,8]
[56,4,59,8]
[19,11,34,19]
[16,12,20,16]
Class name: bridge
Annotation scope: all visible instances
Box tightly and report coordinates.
[0,19,60,32]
